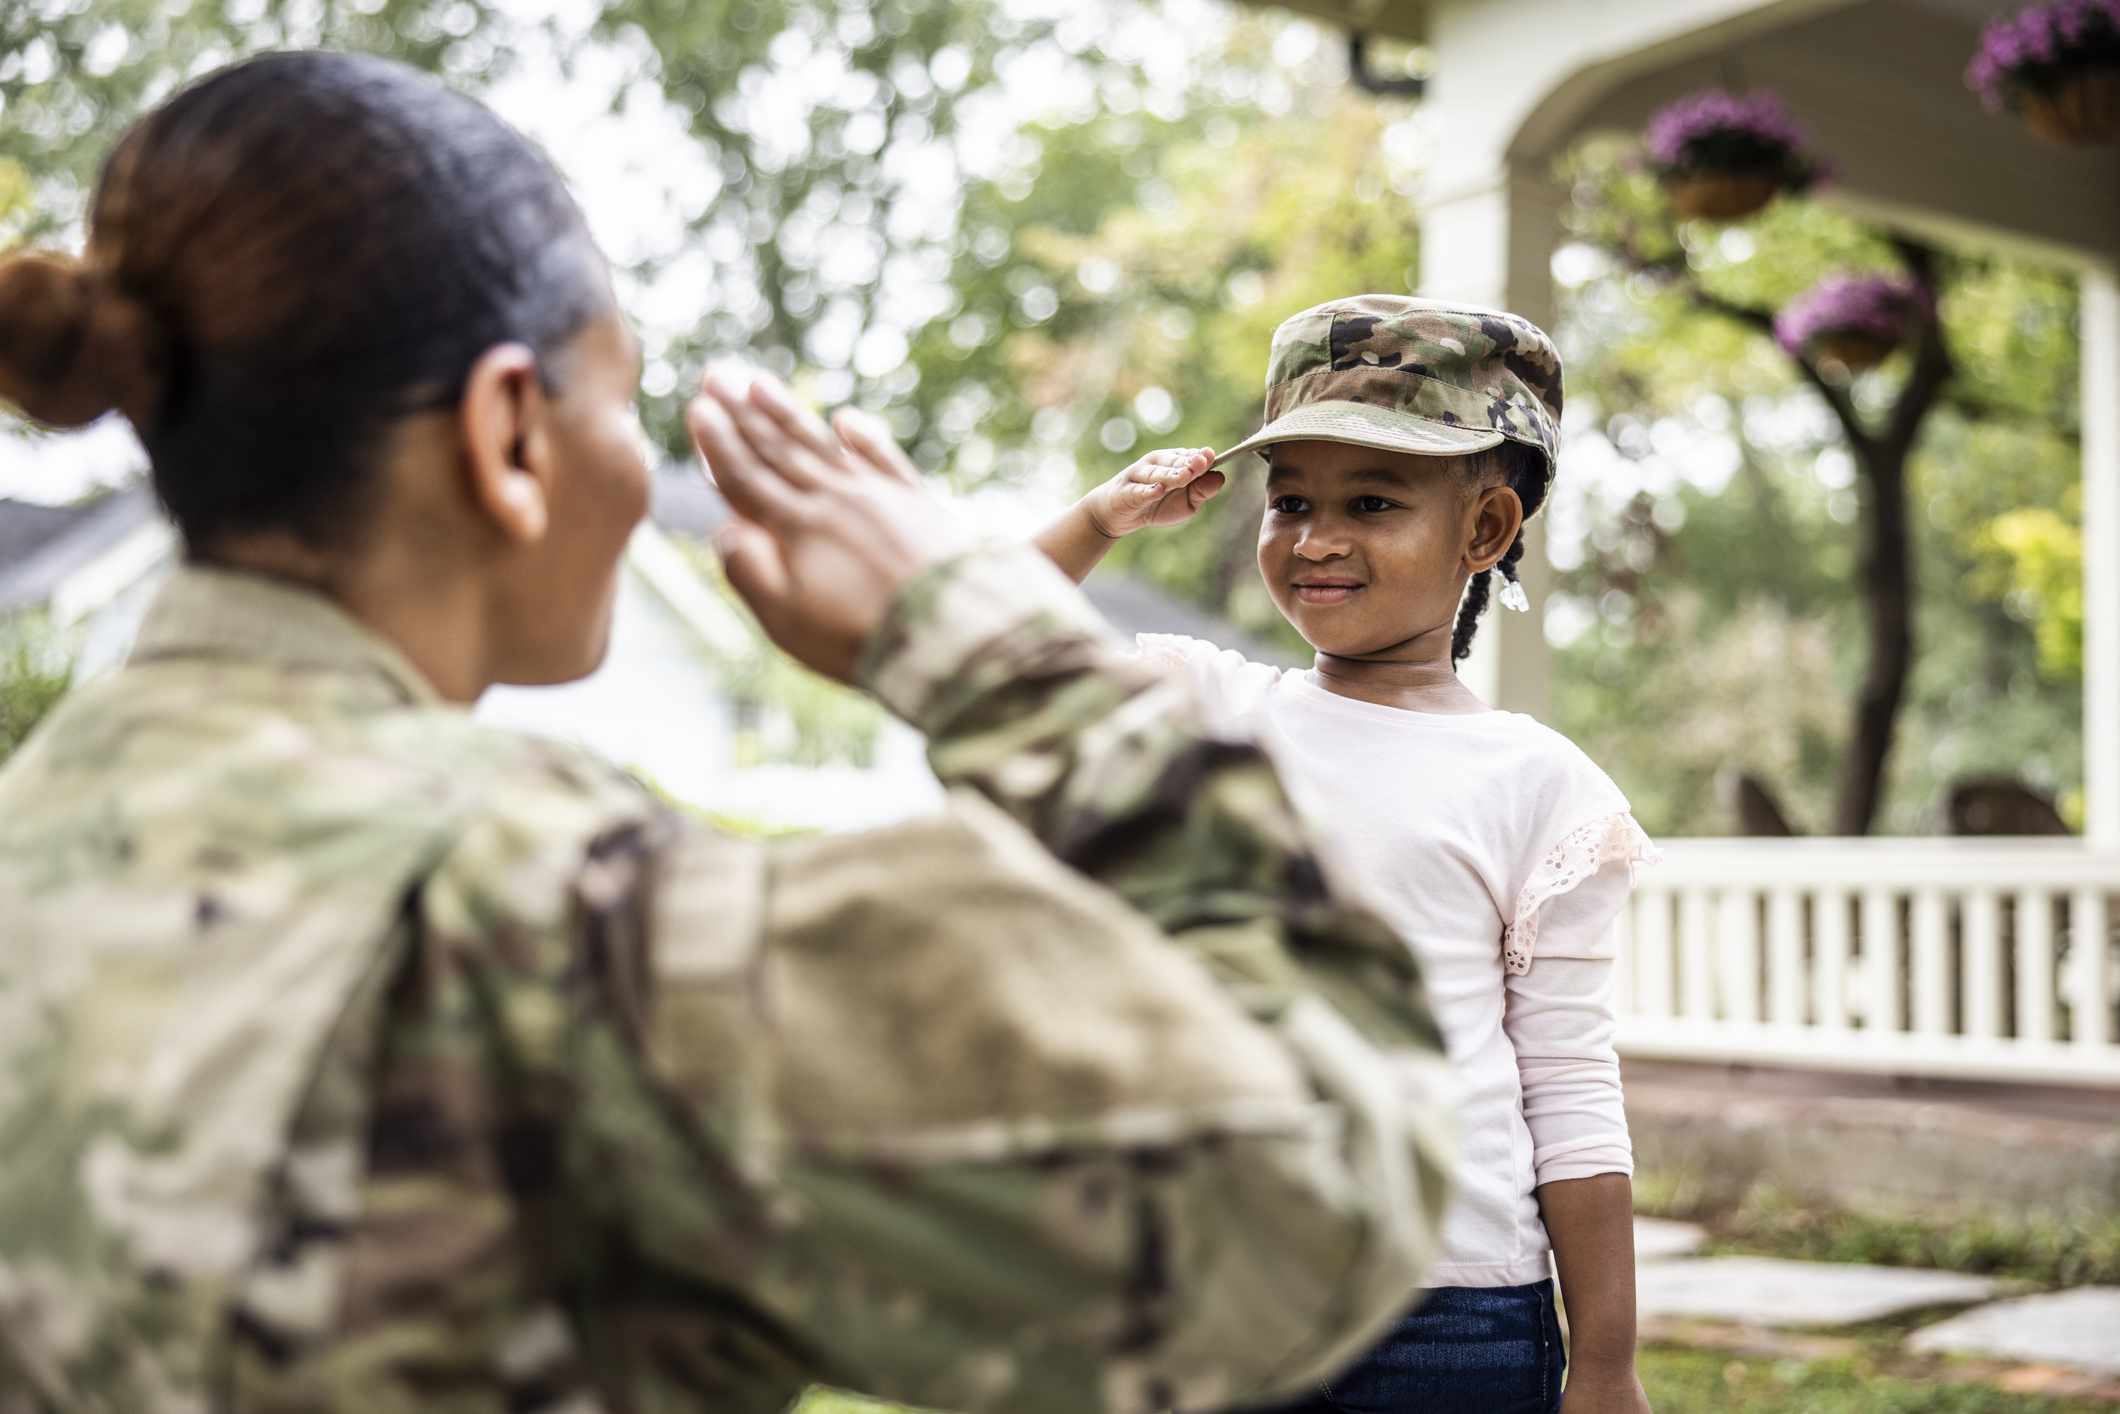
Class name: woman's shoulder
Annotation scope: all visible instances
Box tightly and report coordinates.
[0,667,657,942]
[370,708,670,926]
[381,707,657,842]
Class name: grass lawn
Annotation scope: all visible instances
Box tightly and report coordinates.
[794,1395,915,1414]
[790,1348,2115,1414]
[1632,1180,2120,1289]
[1637,1344,2114,1412]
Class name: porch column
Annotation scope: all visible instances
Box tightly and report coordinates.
[2083,263,2120,845]
[1418,163,1565,717]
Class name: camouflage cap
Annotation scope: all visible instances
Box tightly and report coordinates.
[1217,294,1564,489]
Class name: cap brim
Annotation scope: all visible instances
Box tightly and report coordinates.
[1213,400,1503,468]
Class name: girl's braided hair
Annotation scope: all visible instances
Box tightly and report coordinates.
[1450,441,1549,665]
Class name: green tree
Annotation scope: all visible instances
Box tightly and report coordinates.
[1,0,507,247]
[1553,136,2082,834]
[583,0,1119,453]
[901,17,1424,644]
[0,0,1145,451]
[1977,506,2082,678]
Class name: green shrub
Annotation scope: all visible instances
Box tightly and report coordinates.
[0,618,71,764]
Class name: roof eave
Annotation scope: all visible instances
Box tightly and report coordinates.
[1225,0,1431,43]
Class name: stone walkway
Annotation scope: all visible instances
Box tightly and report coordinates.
[1908,1287,2120,1378]
[1630,1218,2120,1384]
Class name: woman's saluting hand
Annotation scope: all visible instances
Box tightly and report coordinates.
[688,369,973,683]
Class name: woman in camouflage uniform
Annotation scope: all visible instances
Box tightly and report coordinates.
[0,50,1456,1414]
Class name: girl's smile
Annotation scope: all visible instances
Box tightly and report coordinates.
[1292,576,1366,605]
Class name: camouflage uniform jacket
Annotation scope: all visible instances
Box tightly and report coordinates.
[0,545,1454,1414]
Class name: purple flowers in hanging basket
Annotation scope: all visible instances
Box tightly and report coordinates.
[1643,89,1819,186]
[1774,274,1934,359]
[1967,0,2120,110]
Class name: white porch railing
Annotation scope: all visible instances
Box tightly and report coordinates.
[1616,839,2120,1087]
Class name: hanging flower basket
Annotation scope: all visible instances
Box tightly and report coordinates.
[1664,171,1786,222]
[2023,66,2120,141]
[1966,1,2120,146]
[1774,274,1934,374]
[1645,89,1821,222]
[1809,330,1903,372]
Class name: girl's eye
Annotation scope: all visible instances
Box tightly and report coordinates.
[1351,495,1396,514]
[1269,495,1309,515]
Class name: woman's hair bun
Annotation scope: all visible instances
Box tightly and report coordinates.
[0,251,161,429]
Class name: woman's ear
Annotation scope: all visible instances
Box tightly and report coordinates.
[459,342,551,545]
[1465,482,1525,574]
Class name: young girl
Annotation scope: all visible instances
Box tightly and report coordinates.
[1032,295,1658,1414]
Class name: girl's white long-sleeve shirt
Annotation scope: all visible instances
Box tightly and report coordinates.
[1140,634,1656,1288]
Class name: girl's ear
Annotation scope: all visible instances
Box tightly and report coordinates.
[1465,483,1525,574]
[459,342,552,545]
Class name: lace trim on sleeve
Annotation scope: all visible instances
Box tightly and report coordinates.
[1134,633,1193,669]
[1502,812,1659,975]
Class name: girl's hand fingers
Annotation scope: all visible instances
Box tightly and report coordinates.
[1164,447,1217,483]
[833,406,923,484]
[687,392,808,528]
[1132,448,1205,485]
[1189,469,1227,505]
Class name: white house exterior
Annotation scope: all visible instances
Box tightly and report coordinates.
[0,476,942,832]
[1245,0,2120,1085]
[477,514,945,832]
[0,483,176,677]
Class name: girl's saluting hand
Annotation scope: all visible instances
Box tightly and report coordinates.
[1035,446,1225,585]
[1083,447,1226,539]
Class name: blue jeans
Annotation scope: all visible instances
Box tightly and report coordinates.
[1248,1281,1565,1414]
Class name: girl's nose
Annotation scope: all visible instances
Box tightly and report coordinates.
[1294,524,1351,559]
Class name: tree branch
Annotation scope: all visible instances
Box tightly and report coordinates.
[1684,286,1775,337]
[1887,233,1940,288]
[1939,388,2079,443]
[1685,287,1874,459]
[1881,236,1956,461]
[1592,217,1961,836]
